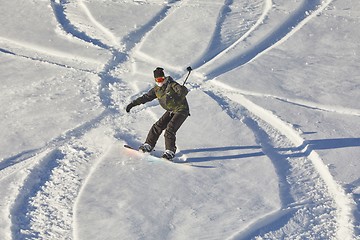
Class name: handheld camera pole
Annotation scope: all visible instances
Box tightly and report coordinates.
[182,66,192,86]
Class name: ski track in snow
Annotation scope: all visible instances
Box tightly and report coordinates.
[1,0,358,239]
[199,0,324,78]
[194,0,355,238]
[0,37,101,74]
[202,84,354,239]
[4,1,122,238]
[3,0,183,239]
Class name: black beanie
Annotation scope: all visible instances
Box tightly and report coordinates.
[153,67,165,78]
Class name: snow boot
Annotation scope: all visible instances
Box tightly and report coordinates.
[162,150,175,160]
[139,143,153,153]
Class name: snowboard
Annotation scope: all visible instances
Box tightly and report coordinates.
[123,144,187,164]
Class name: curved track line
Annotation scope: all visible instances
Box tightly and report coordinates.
[78,0,121,48]
[50,0,126,109]
[201,0,333,79]
[7,1,184,238]
[0,109,111,182]
[130,0,186,74]
[256,0,333,62]
[195,0,272,70]
[186,1,356,235]
[211,79,360,117]
[204,82,356,239]
[0,149,42,181]
[0,47,15,55]
[0,48,97,74]
[72,139,116,240]
[3,1,197,239]
[204,89,337,239]
[10,149,63,239]
[10,130,115,239]
[0,37,101,64]
[133,50,183,74]
[50,0,110,50]
[276,98,360,117]
[0,37,101,73]
[233,93,355,239]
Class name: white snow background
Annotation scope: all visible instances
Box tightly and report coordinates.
[0,0,359,239]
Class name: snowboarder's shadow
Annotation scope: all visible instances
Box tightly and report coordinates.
[179,145,264,163]
[276,137,360,158]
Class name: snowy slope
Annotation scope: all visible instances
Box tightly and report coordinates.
[0,0,359,239]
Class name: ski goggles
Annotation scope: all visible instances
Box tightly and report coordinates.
[155,77,165,83]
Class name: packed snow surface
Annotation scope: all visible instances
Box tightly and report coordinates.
[0,0,359,239]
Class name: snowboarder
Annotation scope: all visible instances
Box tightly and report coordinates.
[125,67,190,160]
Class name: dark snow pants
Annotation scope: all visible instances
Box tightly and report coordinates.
[145,111,188,152]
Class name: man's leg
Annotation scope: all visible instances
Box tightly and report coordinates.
[164,112,188,152]
[145,111,172,148]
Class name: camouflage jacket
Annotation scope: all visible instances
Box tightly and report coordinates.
[132,77,189,115]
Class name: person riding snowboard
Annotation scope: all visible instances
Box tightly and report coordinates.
[125,67,190,160]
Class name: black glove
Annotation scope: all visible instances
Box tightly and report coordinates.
[126,103,135,113]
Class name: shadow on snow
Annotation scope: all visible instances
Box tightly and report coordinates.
[179,145,264,162]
